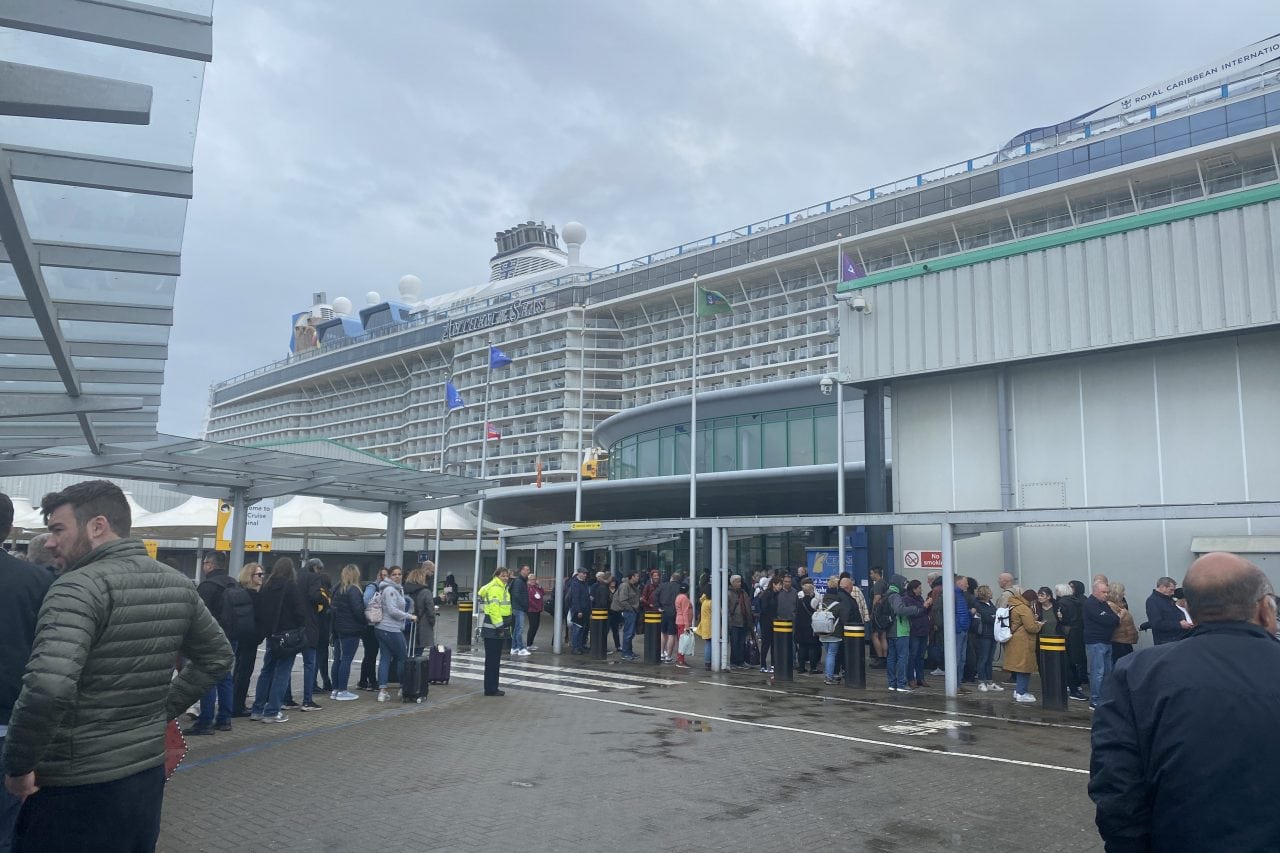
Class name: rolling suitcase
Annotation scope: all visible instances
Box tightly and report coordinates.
[428,644,452,684]
[401,623,428,703]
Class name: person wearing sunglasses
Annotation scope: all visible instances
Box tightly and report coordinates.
[229,564,266,718]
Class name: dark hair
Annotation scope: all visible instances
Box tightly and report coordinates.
[203,551,227,569]
[270,557,296,581]
[906,579,922,594]
[1037,586,1054,600]
[1069,580,1086,597]
[0,492,12,541]
[1021,589,1038,605]
[41,479,131,537]
[306,557,324,571]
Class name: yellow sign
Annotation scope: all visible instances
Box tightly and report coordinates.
[570,521,603,530]
[215,498,274,552]
[142,540,158,560]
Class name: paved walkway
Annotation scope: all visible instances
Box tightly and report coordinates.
[159,610,1102,852]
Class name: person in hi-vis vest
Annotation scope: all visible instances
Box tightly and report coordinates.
[477,567,512,696]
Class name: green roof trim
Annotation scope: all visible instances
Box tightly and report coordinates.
[836,181,1280,292]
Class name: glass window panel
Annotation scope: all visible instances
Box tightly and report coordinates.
[788,418,815,466]
[714,423,736,472]
[1227,114,1267,136]
[14,183,189,253]
[38,268,175,307]
[0,316,42,338]
[1058,162,1089,180]
[1267,92,1280,112]
[814,413,836,464]
[618,439,637,479]
[0,353,56,369]
[1225,98,1265,121]
[1028,170,1057,189]
[637,437,659,478]
[1154,135,1189,156]
[60,321,169,344]
[0,28,207,165]
[1153,117,1189,141]
[1088,152,1123,172]
[737,422,761,470]
[673,429,689,475]
[696,427,711,474]
[1189,125,1229,147]
[1188,107,1225,132]
[1028,155,1057,176]
[71,356,166,372]
[1122,127,1156,149]
[762,421,786,468]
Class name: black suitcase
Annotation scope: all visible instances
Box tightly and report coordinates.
[401,623,428,703]
[428,644,452,684]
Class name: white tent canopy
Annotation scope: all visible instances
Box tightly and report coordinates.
[404,505,501,539]
[9,497,43,539]
[130,496,220,540]
[271,495,387,539]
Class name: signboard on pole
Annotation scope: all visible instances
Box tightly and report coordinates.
[215,498,275,552]
[902,550,943,570]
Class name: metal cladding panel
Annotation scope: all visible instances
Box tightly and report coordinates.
[840,201,1280,382]
[1239,332,1280,507]
[1156,339,1246,503]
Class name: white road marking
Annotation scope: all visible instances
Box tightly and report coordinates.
[451,660,641,691]
[702,682,1093,731]
[454,653,684,686]
[448,670,599,695]
[566,694,1090,775]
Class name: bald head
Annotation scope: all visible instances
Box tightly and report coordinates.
[1183,552,1275,628]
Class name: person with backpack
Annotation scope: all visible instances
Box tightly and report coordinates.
[904,579,931,688]
[882,575,922,693]
[230,563,265,718]
[329,564,366,701]
[819,582,850,685]
[312,569,333,696]
[972,585,1002,692]
[794,581,821,674]
[188,552,241,735]
[357,568,388,690]
[374,566,416,703]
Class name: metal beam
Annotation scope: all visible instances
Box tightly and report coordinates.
[0,61,151,124]
[244,477,338,501]
[0,297,173,324]
[0,156,96,451]
[6,146,192,198]
[1,366,163,384]
[0,394,146,419]
[403,494,485,512]
[0,337,169,359]
[0,241,181,276]
[0,0,214,63]
[0,450,144,476]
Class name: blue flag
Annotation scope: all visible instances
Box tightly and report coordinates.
[445,380,465,410]
[489,345,513,369]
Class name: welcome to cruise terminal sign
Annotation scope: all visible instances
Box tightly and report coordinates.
[442,296,549,339]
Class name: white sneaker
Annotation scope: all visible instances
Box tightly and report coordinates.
[978,682,989,692]
[335,691,360,701]
[1014,692,1037,704]
[527,645,538,651]
[377,690,389,703]
[987,682,1005,692]
[931,668,946,676]
[517,648,532,656]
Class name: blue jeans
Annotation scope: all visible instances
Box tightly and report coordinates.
[571,621,587,653]
[332,635,360,691]
[908,636,927,684]
[376,629,407,688]
[1086,642,1112,706]
[954,631,969,678]
[886,635,910,689]
[1015,671,1031,695]
[622,610,638,656]
[975,636,995,681]
[823,640,840,679]
[511,610,528,651]
[1,736,20,853]
[250,645,296,716]
[197,639,236,726]
[704,633,712,665]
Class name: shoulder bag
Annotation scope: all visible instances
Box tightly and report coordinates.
[266,584,307,658]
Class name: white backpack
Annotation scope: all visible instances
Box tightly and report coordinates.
[993,606,1012,643]
[811,600,838,635]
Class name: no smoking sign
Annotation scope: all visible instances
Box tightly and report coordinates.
[902,550,942,570]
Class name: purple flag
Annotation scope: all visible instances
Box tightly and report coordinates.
[840,251,866,282]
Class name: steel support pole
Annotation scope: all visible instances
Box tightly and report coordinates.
[836,378,846,577]
[940,522,957,699]
[720,527,730,670]
[553,529,566,655]
[710,524,721,671]
[383,501,404,570]
[228,487,248,576]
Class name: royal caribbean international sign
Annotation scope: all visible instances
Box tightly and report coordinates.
[442,297,549,340]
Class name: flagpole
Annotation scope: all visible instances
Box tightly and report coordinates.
[574,305,587,570]
[689,275,698,587]
[472,342,494,609]
[835,234,846,582]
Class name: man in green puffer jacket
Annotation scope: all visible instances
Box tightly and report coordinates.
[3,480,232,853]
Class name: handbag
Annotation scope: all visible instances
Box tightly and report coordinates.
[678,628,695,656]
[266,584,307,657]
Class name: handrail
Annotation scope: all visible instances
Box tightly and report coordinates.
[212,69,1280,392]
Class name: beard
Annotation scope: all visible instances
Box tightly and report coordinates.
[57,527,95,571]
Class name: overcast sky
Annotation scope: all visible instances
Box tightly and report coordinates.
[160,1,1277,437]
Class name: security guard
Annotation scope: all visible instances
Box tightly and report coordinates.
[477,566,512,696]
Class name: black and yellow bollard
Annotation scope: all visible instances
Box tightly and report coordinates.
[772,620,794,681]
[457,601,473,648]
[1039,635,1067,710]
[590,609,609,660]
[643,611,662,664]
[843,625,866,688]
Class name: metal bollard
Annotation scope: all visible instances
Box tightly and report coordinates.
[457,601,473,648]
[843,625,866,688]
[1039,635,1068,710]
[590,609,609,660]
[772,620,794,681]
[643,611,662,664]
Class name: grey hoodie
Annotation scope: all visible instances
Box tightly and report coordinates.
[376,579,412,633]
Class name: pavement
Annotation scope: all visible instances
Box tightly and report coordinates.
[159,610,1103,852]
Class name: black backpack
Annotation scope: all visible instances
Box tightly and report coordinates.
[873,594,894,630]
[219,584,258,642]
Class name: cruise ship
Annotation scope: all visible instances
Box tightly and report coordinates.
[206,35,1280,570]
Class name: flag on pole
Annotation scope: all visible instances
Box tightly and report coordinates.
[697,287,732,317]
[535,457,543,488]
[445,380,465,410]
[489,345,513,369]
[486,422,501,440]
[840,251,867,282]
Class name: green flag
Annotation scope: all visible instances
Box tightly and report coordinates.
[697,287,732,317]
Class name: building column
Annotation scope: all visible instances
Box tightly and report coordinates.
[863,382,890,571]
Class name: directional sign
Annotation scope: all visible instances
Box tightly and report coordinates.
[570,521,603,530]
[902,550,943,570]
[215,498,275,552]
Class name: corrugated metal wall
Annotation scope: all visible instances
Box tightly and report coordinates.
[842,200,1280,382]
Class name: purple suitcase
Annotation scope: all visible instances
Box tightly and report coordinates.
[428,645,452,684]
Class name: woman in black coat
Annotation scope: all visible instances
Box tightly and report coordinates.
[230,562,266,716]
[249,557,308,723]
[794,582,822,674]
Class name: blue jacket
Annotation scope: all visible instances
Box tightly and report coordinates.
[1144,589,1187,645]
[566,577,591,620]
[0,550,53,727]
[1082,595,1120,644]
[1090,621,1280,852]
[953,587,973,633]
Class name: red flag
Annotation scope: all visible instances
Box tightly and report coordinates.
[486,422,500,440]
[535,457,543,488]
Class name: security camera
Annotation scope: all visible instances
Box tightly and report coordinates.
[850,296,870,314]
[819,375,834,396]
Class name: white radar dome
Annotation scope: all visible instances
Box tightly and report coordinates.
[365,291,381,305]
[331,296,353,315]
[562,221,587,245]
[398,274,423,299]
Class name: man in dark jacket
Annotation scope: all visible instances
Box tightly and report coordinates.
[509,565,531,656]
[1082,579,1120,709]
[655,572,683,662]
[1144,577,1192,645]
[1056,583,1088,701]
[1090,552,1280,853]
[3,480,231,853]
[189,552,238,735]
[565,569,592,654]
[0,493,53,851]
[287,558,327,712]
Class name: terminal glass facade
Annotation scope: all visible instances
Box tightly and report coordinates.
[607,403,836,479]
